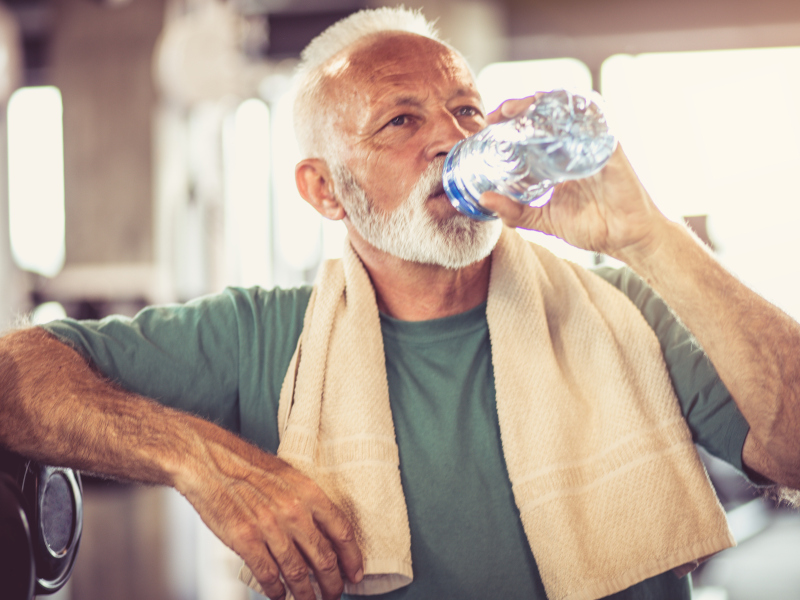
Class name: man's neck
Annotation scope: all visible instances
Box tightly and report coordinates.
[350,239,492,322]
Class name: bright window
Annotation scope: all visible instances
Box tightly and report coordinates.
[601,47,800,319]
[31,301,67,324]
[7,86,65,278]
[477,58,594,113]
[224,97,272,288]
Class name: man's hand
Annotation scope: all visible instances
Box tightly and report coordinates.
[478,96,669,263]
[175,431,363,600]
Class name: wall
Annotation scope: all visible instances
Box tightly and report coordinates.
[46,0,164,290]
[506,0,800,80]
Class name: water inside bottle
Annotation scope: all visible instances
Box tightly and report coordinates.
[443,90,617,221]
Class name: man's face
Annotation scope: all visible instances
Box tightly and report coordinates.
[322,32,501,267]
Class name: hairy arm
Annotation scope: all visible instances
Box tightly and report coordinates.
[480,98,800,492]
[619,220,800,491]
[0,327,363,600]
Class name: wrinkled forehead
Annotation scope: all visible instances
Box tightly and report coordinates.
[318,32,478,128]
[336,32,471,80]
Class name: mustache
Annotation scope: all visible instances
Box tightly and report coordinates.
[412,157,446,202]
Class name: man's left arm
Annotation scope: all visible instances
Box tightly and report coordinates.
[480,100,800,489]
[611,208,800,490]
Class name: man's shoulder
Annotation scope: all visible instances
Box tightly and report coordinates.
[235,284,314,308]
[40,284,316,355]
[187,284,315,319]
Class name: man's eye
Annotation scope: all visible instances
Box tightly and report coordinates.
[457,106,480,117]
[389,115,408,126]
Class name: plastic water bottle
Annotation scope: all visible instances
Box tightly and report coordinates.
[442,89,617,221]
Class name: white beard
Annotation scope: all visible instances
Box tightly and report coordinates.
[331,158,502,270]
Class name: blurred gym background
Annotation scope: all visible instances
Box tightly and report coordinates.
[0,0,799,598]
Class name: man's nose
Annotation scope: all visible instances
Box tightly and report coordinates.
[423,110,472,161]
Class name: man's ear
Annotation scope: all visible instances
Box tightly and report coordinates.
[295,159,346,221]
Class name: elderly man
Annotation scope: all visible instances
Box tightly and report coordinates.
[1,6,799,600]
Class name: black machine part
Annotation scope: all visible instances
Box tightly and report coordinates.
[0,448,82,598]
[0,471,35,600]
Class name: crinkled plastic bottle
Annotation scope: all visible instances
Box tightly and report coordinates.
[442,89,617,221]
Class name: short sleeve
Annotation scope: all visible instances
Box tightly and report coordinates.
[593,266,751,475]
[40,285,313,452]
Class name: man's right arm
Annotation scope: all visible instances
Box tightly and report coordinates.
[0,327,363,600]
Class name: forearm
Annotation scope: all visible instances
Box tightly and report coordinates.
[620,219,800,487]
[1,326,212,487]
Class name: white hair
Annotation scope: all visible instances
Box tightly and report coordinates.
[292,6,450,160]
[298,6,441,78]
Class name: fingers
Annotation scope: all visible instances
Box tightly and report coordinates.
[256,482,363,600]
[486,93,547,125]
[270,467,363,597]
[312,496,364,586]
[291,516,345,600]
[499,97,534,119]
[479,191,550,234]
[228,505,315,599]
[240,511,337,600]
[486,97,530,125]
[235,532,293,600]
[273,533,320,600]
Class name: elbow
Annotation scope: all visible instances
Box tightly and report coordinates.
[757,384,800,488]
[743,422,800,491]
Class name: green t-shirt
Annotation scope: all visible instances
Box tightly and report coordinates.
[42,266,750,600]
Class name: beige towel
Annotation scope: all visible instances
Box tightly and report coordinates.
[241,227,734,600]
